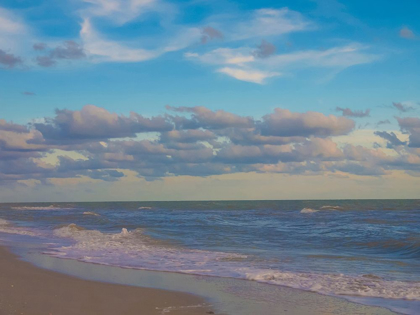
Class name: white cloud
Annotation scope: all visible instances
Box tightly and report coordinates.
[231,8,310,40]
[186,44,379,84]
[217,67,280,84]
[81,0,159,24]
[80,19,159,62]
[0,7,28,51]
[265,44,379,68]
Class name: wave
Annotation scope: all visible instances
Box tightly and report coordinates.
[320,205,344,210]
[11,205,74,211]
[44,224,420,302]
[245,270,420,300]
[138,206,154,210]
[0,218,41,237]
[50,224,246,273]
[300,208,319,213]
[83,211,100,216]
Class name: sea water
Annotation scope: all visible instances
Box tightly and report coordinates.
[0,200,419,314]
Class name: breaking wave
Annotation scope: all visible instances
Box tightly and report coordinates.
[44,224,420,302]
[300,208,319,213]
[49,224,247,275]
[320,205,344,210]
[83,211,100,216]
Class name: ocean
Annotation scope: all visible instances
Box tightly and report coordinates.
[0,200,419,314]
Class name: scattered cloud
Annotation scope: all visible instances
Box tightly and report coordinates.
[374,131,407,148]
[392,102,414,113]
[396,117,420,147]
[35,41,86,67]
[22,91,35,96]
[33,43,47,51]
[376,119,391,126]
[252,40,276,58]
[201,26,223,44]
[336,107,370,118]
[0,49,22,68]
[399,27,416,40]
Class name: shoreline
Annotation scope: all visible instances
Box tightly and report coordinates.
[1,242,403,315]
[0,245,216,315]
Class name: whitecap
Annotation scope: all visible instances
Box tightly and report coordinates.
[11,205,74,211]
[83,211,100,216]
[300,208,319,213]
[320,205,344,210]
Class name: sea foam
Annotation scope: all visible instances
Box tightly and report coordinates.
[46,224,420,301]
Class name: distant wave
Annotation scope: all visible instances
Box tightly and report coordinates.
[138,206,154,210]
[300,208,319,213]
[320,205,344,210]
[301,206,343,213]
[11,205,74,211]
[83,211,100,216]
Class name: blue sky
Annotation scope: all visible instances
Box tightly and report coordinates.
[0,0,419,201]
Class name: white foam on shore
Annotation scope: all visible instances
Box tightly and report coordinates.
[50,224,247,275]
[245,270,420,300]
[11,205,74,211]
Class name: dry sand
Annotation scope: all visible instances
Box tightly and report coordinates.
[0,246,215,315]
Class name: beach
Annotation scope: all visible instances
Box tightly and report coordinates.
[0,246,214,315]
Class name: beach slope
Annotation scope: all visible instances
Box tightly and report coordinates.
[0,247,214,315]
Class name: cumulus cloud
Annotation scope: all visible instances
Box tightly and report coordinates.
[33,105,173,142]
[336,107,370,118]
[260,108,355,137]
[1,105,419,185]
[166,106,254,129]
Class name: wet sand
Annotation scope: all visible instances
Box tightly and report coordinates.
[0,246,215,315]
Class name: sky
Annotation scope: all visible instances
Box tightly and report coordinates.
[0,0,419,202]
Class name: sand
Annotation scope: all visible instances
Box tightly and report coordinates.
[0,246,215,315]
